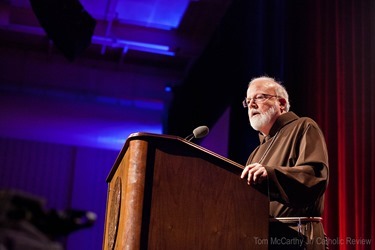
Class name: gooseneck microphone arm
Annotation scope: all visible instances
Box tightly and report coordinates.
[185,134,195,141]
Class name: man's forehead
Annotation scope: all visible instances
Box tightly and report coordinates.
[248,80,276,92]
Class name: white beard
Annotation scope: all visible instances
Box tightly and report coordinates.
[250,105,278,131]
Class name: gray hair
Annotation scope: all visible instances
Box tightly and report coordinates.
[249,76,290,111]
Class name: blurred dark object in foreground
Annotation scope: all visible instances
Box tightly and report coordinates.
[0,189,96,250]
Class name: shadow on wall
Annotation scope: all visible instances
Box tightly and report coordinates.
[0,189,96,250]
[0,136,125,250]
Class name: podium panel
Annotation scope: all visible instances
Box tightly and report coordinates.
[102,133,269,250]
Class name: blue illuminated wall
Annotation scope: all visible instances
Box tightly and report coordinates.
[0,46,176,250]
[82,0,190,29]
[0,45,230,250]
[0,0,231,249]
[0,137,118,249]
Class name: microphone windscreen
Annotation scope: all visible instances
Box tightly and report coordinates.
[192,126,209,139]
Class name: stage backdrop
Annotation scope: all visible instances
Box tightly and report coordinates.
[303,1,375,249]
[225,1,375,249]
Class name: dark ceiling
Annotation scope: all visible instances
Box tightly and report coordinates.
[0,0,234,67]
[0,0,236,150]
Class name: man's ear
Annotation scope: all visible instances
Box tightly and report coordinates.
[279,98,287,111]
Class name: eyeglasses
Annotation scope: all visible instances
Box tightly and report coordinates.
[242,94,278,108]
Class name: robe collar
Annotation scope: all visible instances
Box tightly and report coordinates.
[258,112,299,143]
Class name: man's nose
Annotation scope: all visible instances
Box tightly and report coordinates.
[250,100,258,108]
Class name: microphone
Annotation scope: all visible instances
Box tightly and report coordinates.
[185,125,210,141]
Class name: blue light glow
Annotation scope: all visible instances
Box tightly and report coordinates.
[164,85,172,92]
[81,0,190,30]
[115,0,190,29]
[92,36,175,56]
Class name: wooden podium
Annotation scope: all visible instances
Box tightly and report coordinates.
[102,132,269,250]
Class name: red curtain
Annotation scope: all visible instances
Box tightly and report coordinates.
[305,1,375,249]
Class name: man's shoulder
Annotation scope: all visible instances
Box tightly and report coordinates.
[292,116,323,133]
[297,116,319,125]
[284,112,318,124]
